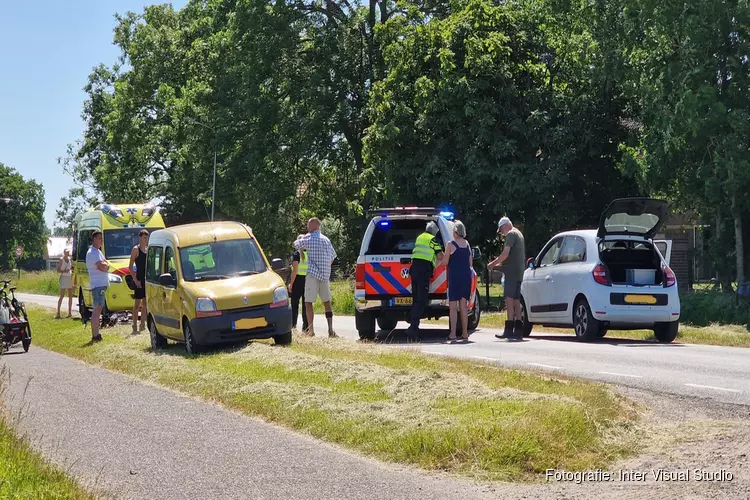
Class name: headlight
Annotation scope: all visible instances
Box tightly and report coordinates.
[108,273,122,283]
[196,298,221,317]
[270,287,289,308]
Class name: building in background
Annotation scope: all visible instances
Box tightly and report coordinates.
[45,237,73,270]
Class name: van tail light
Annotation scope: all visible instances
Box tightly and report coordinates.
[592,264,611,286]
[663,265,676,288]
[356,264,365,290]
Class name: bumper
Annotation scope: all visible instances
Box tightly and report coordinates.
[189,304,292,345]
[589,295,680,325]
[105,281,137,312]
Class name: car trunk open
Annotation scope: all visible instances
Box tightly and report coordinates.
[597,197,669,239]
[599,240,665,286]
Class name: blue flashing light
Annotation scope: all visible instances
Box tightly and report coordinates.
[439,211,454,221]
[378,220,390,228]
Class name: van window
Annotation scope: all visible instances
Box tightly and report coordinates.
[104,228,142,259]
[146,247,164,283]
[366,219,444,255]
[76,230,94,261]
[179,239,267,281]
[165,247,177,279]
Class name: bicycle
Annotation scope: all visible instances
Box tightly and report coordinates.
[1,279,32,353]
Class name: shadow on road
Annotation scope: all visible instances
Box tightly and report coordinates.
[370,328,477,345]
[528,334,686,347]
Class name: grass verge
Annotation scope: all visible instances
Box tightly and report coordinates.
[26,306,640,482]
[0,366,94,499]
[0,271,63,296]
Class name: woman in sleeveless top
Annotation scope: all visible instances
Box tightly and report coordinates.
[129,229,149,334]
[439,220,472,342]
[56,248,74,319]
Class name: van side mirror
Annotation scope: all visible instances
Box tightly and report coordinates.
[271,258,284,271]
[159,273,176,288]
[472,247,482,260]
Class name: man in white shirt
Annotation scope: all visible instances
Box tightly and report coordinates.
[293,218,337,337]
[86,231,110,342]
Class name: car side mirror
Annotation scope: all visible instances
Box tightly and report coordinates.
[159,273,176,288]
[271,258,284,271]
[527,257,535,270]
[472,247,482,260]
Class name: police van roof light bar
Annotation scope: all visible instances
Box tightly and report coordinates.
[367,207,441,217]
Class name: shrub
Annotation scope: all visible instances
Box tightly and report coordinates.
[679,290,750,327]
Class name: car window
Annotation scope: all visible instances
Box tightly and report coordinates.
[165,246,177,279]
[365,218,444,255]
[146,246,163,283]
[559,236,587,264]
[179,238,267,281]
[538,238,563,267]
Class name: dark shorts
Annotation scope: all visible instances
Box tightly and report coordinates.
[504,279,522,300]
[134,286,146,300]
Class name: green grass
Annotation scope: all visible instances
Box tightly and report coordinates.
[0,271,63,296]
[0,367,94,499]
[26,306,640,482]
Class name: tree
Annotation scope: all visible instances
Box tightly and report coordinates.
[0,163,47,269]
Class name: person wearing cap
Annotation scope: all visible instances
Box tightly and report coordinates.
[407,221,444,340]
[489,217,526,339]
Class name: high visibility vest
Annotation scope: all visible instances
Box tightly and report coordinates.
[412,232,438,266]
[298,251,308,276]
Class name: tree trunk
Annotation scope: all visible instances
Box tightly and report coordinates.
[733,197,745,285]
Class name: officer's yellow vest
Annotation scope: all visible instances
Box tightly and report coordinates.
[411,232,437,266]
[298,251,308,276]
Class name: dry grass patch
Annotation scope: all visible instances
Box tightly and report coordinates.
[28,306,641,482]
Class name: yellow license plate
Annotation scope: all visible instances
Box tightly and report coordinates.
[233,317,267,330]
[624,294,657,305]
[394,297,413,305]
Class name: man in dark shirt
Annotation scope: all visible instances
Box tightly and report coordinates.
[289,235,309,332]
[489,217,526,340]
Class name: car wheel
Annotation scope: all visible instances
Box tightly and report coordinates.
[355,310,376,340]
[468,291,481,332]
[573,298,600,341]
[654,321,679,343]
[22,334,31,353]
[377,317,398,331]
[274,331,293,345]
[150,318,167,351]
[520,298,533,337]
[184,322,201,354]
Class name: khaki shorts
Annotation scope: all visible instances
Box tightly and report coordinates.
[304,276,332,303]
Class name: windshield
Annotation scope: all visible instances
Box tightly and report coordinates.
[179,238,268,281]
[103,228,142,259]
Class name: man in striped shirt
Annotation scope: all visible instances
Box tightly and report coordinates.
[293,218,337,337]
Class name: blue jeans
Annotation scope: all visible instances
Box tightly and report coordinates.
[92,286,107,308]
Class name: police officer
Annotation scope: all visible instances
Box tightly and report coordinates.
[407,222,443,340]
[289,235,310,333]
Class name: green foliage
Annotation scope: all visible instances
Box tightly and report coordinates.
[0,163,47,270]
[679,291,750,327]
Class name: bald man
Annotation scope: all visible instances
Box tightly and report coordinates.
[293,218,337,337]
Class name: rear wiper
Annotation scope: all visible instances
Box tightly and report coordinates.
[193,274,229,281]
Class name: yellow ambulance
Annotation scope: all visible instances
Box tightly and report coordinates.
[72,203,166,320]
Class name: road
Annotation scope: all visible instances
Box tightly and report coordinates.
[18,293,750,406]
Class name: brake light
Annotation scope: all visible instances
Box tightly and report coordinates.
[356,264,365,290]
[593,264,611,286]
[663,265,676,287]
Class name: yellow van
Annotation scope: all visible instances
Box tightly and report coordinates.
[72,203,166,321]
[145,221,292,353]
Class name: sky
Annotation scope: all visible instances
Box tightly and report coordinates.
[0,0,187,230]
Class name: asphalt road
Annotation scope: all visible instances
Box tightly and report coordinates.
[18,293,750,406]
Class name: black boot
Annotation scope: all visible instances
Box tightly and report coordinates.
[495,321,514,339]
[512,320,525,339]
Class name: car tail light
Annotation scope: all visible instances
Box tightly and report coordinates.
[356,264,365,290]
[592,264,611,286]
[663,265,676,287]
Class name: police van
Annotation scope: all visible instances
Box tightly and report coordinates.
[354,207,482,339]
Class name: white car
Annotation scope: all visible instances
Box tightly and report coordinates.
[519,198,681,342]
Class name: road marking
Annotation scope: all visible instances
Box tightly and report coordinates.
[471,356,497,362]
[684,383,741,393]
[527,363,562,370]
[598,371,643,378]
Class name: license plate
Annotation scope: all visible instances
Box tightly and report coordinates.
[394,297,413,305]
[232,317,267,330]
[624,294,657,305]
